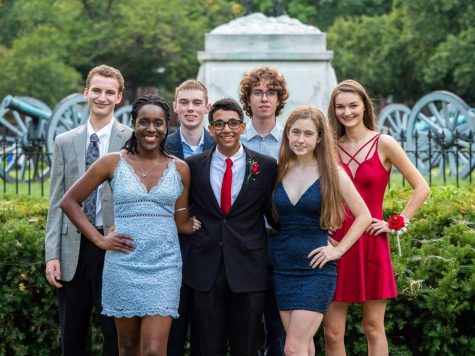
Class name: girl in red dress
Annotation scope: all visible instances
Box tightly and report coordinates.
[323,80,430,356]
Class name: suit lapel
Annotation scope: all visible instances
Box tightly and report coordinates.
[203,130,215,151]
[200,148,221,213]
[108,120,126,153]
[169,132,185,159]
[73,125,87,175]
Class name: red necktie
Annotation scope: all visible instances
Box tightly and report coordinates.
[221,158,233,214]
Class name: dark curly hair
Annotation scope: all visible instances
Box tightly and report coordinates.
[239,66,289,118]
[122,94,172,157]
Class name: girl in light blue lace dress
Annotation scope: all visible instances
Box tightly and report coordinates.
[61,95,200,355]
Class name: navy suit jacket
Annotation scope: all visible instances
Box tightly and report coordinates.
[165,127,215,257]
[184,145,277,293]
[165,128,215,160]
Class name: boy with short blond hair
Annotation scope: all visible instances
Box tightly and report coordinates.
[166,79,215,356]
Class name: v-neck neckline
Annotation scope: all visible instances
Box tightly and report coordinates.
[122,155,172,194]
[281,179,319,207]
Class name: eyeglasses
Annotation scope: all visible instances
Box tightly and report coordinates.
[251,90,278,98]
[209,119,242,131]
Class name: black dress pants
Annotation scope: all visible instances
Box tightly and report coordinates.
[57,234,118,356]
[168,237,201,356]
[168,282,201,356]
[193,263,265,356]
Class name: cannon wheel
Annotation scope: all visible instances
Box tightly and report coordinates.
[377,104,411,137]
[46,93,89,155]
[0,97,52,182]
[115,105,133,128]
[406,91,475,177]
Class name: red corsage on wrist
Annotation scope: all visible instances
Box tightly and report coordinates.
[387,214,409,235]
[387,214,409,256]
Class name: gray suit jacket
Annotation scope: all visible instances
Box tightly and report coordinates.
[44,120,132,281]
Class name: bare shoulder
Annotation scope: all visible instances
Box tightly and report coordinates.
[99,151,122,168]
[174,157,190,175]
[378,133,401,151]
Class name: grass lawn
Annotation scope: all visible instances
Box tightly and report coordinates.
[388,170,473,188]
[0,170,473,199]
[0,179,50,197]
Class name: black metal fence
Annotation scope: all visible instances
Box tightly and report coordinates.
[1,130,474,197]
[1,138,50,197]
[384,128,474,189]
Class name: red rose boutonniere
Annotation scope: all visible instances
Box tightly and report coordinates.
[246,159,260,183]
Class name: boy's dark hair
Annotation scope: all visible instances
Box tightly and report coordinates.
[208,98,244,123]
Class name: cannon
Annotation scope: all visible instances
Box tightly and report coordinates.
[378,91,475,178]
[0,94,132,182]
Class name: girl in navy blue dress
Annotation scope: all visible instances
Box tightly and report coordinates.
[270,106,371,355]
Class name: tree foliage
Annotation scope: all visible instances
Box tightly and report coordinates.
[0,0,474,107]
[0,0,240,106]
[326,0,475,105]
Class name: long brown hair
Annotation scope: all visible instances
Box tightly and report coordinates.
[275,106,345,231]
[327,79,377,139]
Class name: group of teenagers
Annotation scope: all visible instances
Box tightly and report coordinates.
[44,64,430,356]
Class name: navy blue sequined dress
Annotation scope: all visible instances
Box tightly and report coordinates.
[270,180,336,313]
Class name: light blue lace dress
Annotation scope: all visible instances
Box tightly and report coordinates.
[102,154,183,318]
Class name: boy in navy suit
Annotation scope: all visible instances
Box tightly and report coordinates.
[166,80,214,356]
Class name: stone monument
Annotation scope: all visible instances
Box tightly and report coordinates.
[197,12,338,124]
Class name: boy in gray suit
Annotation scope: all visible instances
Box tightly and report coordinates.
[44,64,131,356]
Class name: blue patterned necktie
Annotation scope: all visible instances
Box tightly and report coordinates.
[83,133,100,225]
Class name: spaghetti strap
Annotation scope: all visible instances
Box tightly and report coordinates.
[337,144,361,165]
[363,134,381,161]
[337,134,381,165]
[337,144,353,159]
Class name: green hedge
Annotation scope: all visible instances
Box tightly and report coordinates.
[0,195,59,356]
[315,186,475,354]
[1,187,474,355]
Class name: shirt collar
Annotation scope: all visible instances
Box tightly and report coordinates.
[86,117,115,142]
[179,127,205,147]
[244,120,283,141]
[214,144,244,165]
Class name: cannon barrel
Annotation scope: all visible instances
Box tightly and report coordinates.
[2,95,51,121]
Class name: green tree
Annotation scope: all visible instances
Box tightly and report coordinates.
[327,0,475,104]
[287,0,392,30]
[0,0,83,106]
[0,0,240,105]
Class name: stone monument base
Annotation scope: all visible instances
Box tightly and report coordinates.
[197,13,337,123]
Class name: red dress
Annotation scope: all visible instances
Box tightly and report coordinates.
[333,134,398,303]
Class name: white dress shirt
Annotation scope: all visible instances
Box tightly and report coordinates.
[210,145,246,209]
[86,117,115,227]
